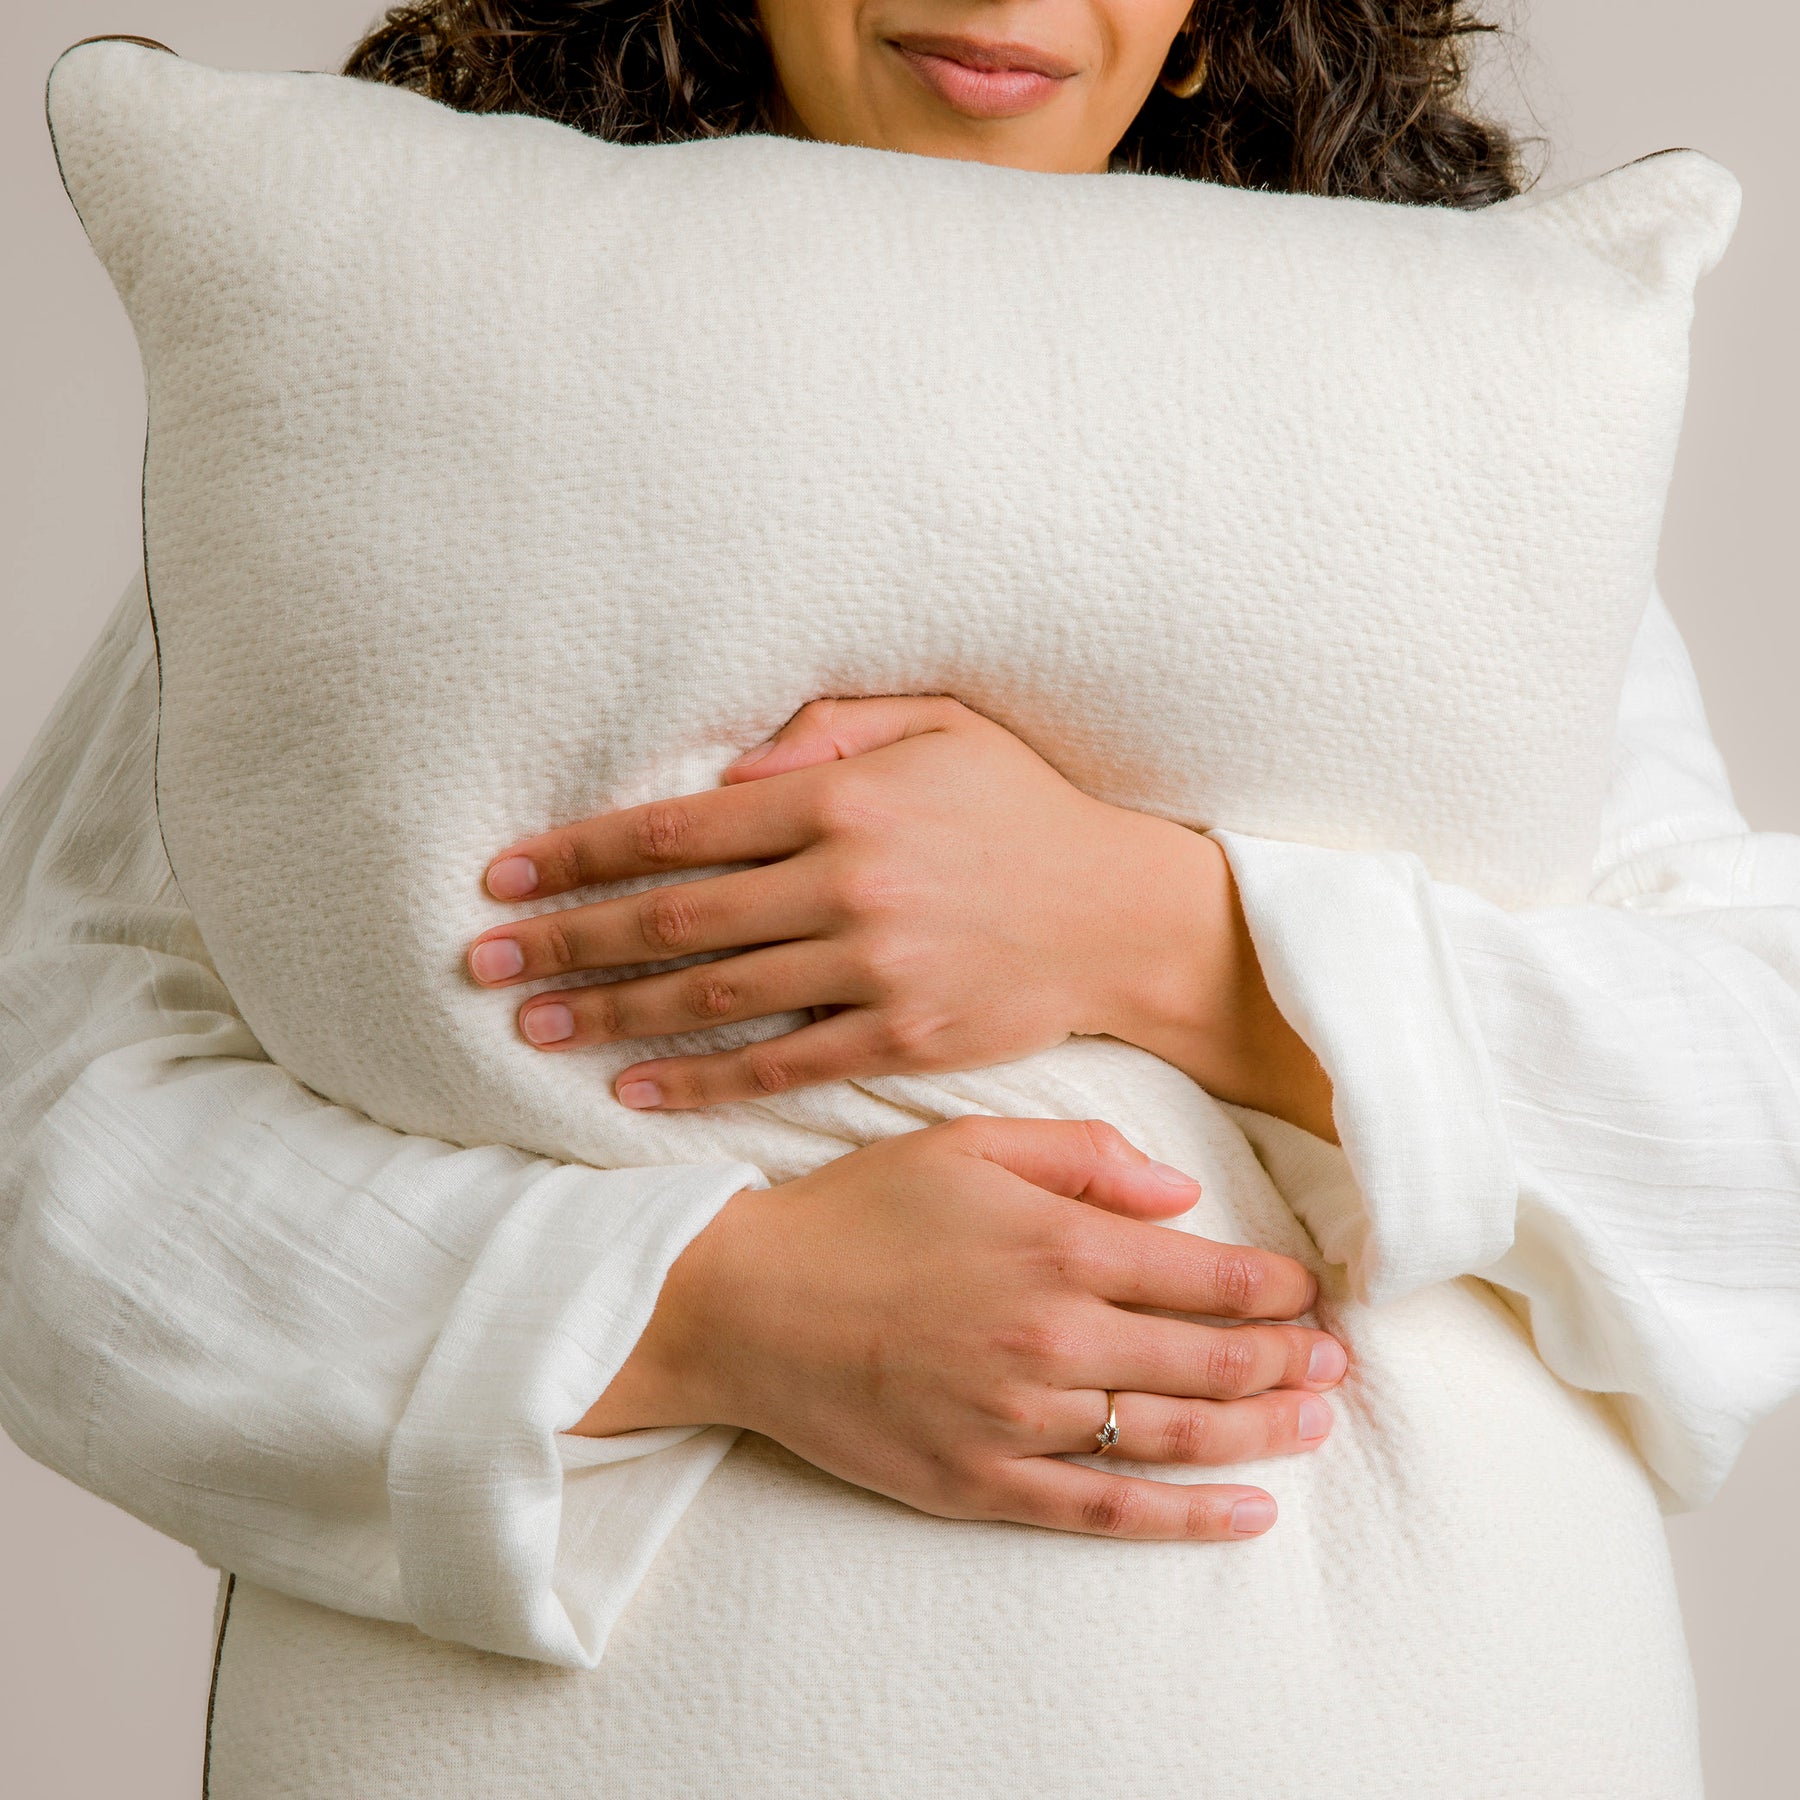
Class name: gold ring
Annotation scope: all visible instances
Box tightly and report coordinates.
[1093,1390,1120,1455]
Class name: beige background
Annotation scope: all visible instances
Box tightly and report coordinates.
[1,3,1793,1794]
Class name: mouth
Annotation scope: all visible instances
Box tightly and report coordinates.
[886,33,1078,120]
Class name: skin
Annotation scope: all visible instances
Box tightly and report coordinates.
[467,3,1350,1543]
[753,0,1199,173]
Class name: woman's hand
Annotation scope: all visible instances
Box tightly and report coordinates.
[573,1116,1347,1538]
[469,696,1334,1138]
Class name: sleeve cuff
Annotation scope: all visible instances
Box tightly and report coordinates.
[1210,829,1519,1305]
[387,1157,762,1667]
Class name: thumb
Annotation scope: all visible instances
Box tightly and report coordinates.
[723,695,960,784]
[944,1116,1201,1222]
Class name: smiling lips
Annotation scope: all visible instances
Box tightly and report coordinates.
[888,34,1077,118]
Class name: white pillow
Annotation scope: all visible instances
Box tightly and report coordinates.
[47,37,1737,1188]
[51,39,1726,1796]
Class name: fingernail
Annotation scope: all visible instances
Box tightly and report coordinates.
[734,739,775,766]
[1230,1496,1277,1535]
[521,1002,575,1046]
[470,938,525,983]
[486,856,539,900]
[1298,1395,1333,1443]
[1148,1161,1197,1189]
[1307,1339,1348,1385]
[617,1079,663,1110]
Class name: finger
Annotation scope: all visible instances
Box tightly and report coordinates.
[516,942,856,1050]
[470,863,819,986]
[723,694,967,785]
[1085,1217,1319,1321]
[984,1458,1277,1541]
[1088,1314,1347,1401]
[483,781,817,902]
[612,1008,903,1111]
[933,1115,1203,1223]
[1049,1387,1334,1465]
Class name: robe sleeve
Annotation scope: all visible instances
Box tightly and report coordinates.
[1214,585,1800,1508]
[0,576,759,1668]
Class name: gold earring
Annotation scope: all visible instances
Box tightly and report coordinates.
[1158,40,1209,100]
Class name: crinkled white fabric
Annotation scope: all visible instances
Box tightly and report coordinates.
[2,572,1795,1706]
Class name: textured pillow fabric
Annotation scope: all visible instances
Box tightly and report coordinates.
[50,38,1732,1798]
[46,40,1738,1191]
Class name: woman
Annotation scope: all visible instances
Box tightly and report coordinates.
[4,2,1797,1795]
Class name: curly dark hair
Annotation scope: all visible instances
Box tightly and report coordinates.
[346,0,1523,208]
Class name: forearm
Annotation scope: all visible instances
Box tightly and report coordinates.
[0,921,756,1659]
[1430,865,1800,1505]
[1218,822,1800,1505]
[0,580,756,1666]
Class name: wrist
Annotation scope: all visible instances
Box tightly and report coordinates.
[568,1184,762,1437]
[1095,814,1236,1058]
[1100,818,1337,1141]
